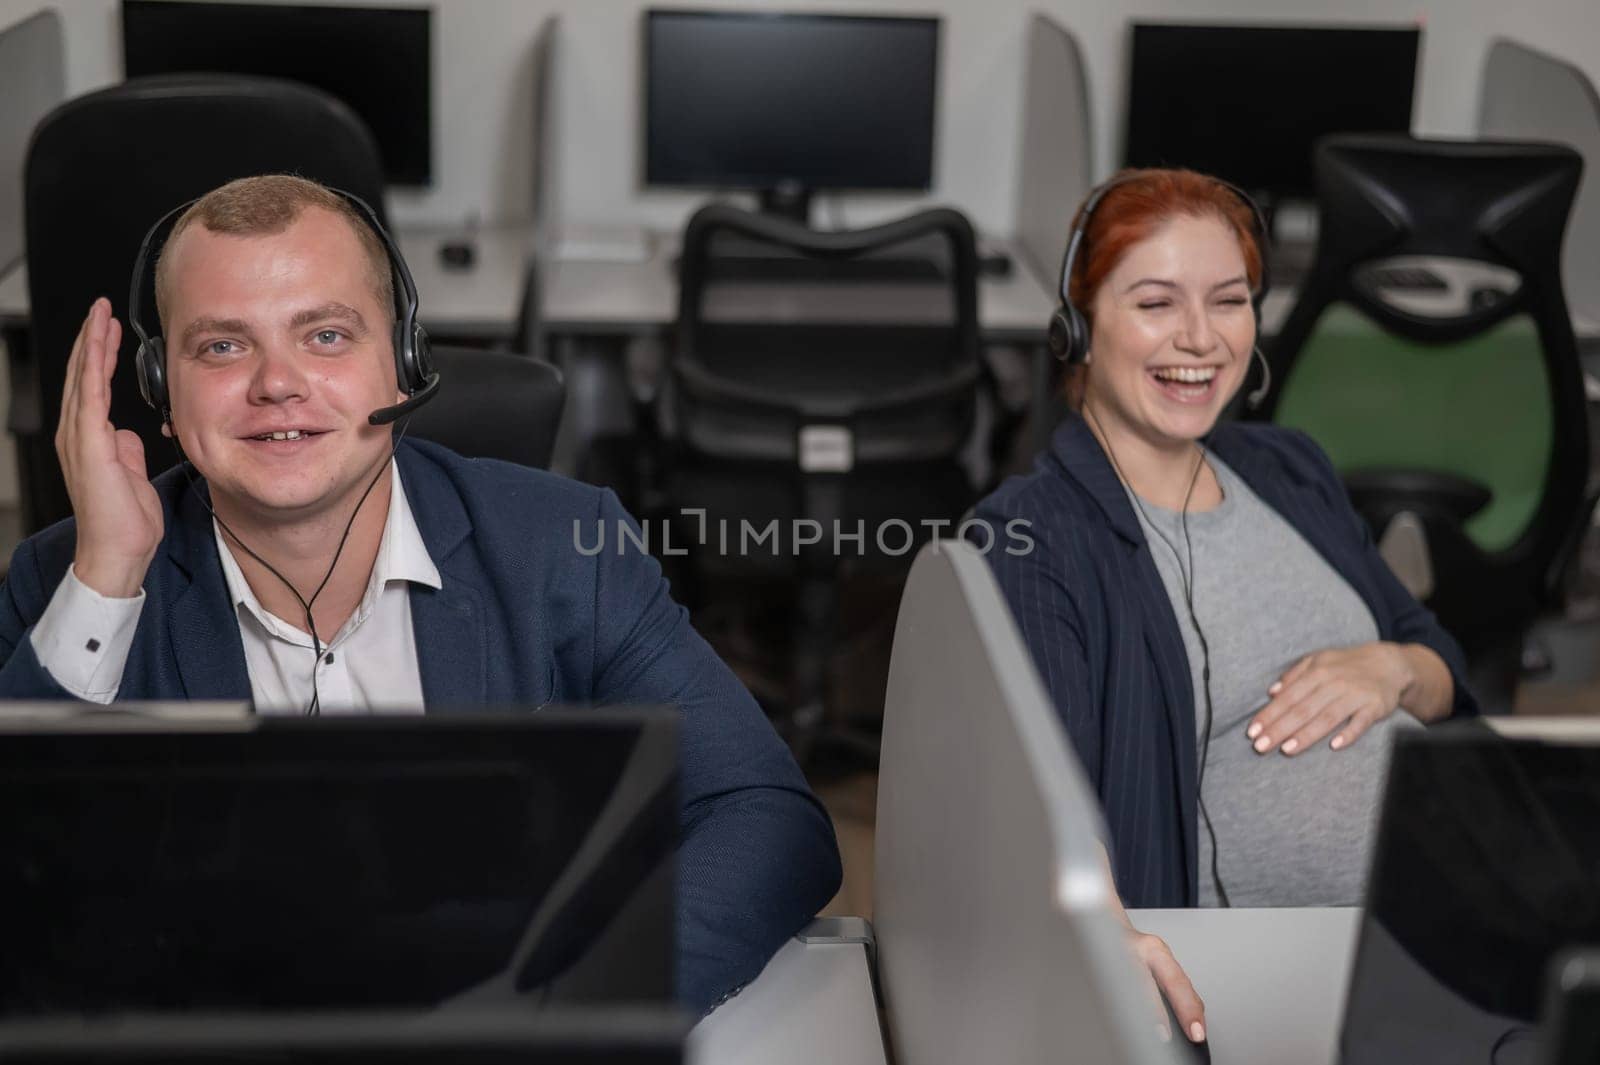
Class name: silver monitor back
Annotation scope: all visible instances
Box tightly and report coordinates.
[0,10,65,275]
[875,540,1181,1065]
[1479,39,1600,325]
[1013,14,1092,289]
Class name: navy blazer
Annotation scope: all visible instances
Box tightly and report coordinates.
[0,438,842,1013]
[973,416,1478,908]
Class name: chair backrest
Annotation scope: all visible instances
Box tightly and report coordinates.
[405,346,564,471]
[670,203,982,469]
[1259,135,1586,583]
[21,74,388,533]
[875,541,1179,1065]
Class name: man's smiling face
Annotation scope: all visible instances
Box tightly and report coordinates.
[160,205,404,525]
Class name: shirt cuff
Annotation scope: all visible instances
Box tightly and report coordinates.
[28,564,145,703]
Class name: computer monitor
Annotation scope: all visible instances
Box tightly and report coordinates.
[876,541,1186,1065]
[643,9,939,226]
[0,709,677,1016]
[1123,22,1419,205]
[1338,719,1600,1065]
[121,1,432,186]
[0,1008,687,1064]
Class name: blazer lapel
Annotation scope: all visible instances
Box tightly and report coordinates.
[398,445,488,710]
[162,478,252,700]
[411,582,487,708]
[1055,415,1201,898]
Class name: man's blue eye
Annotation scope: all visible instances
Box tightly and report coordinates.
[316,330,341,344]
[207,340,234,355]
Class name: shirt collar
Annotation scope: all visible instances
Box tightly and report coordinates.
[213,460,443,642]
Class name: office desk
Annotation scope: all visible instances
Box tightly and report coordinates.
[0,227,539,345]
[397,225,536,341]
[539,231,1058,344]
[1129,907,1361,1065]
[4,237,1597,347]
[690,920,886,1065]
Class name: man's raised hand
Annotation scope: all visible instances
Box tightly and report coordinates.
[55,298,163,597]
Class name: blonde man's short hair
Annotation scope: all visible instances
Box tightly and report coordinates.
[152,174,395,334]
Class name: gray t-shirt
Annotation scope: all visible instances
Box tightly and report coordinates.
[1127,453,1420,907]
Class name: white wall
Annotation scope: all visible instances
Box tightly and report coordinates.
[3,0,1599,235]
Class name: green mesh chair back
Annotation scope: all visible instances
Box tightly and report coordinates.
[1275,305,1550,552]
[1257,135,1585,666]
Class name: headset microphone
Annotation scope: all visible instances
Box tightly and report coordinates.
[369,371,440,425]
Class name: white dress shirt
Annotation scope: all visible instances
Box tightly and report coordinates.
[30,462,440,713]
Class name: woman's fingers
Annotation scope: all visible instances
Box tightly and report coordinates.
[1134,932,1207,1043]
[1255,681,1342,754]
[1330,702,1382,751]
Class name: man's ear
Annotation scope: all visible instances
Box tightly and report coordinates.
[160,418,173,439]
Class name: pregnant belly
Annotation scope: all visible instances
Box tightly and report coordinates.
[1201,711,1422,907]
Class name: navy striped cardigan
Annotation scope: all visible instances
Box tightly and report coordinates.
[972,415,1478,907]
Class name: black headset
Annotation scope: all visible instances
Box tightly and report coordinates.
[1047,173,1273,368]
[127,187,440,427]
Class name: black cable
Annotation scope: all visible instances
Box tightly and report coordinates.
[169,418,410,714]
[1085,404,1232,907]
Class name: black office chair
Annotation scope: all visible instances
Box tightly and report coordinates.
[656,203,983,761]
[406,345,565,471]
[18,74,389,534]
[1254,135,1587,710]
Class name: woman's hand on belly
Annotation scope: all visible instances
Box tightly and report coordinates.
[1245,641,1414,756]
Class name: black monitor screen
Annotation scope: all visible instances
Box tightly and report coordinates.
[1338,724,1600,1065]
[1124,23,1419,201]
[122,0,431,186]
[0,712,677,1015]
[644,10,939,193]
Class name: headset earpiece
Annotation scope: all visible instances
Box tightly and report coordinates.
[1048,306,1089,365]
[135,335,167,416]
[393,319,432,394]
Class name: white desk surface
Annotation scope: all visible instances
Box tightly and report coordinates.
[4,239,1595,342]
[689,908,1355,1065]
[539,230,1058,343]
[1129,907,1361,1065]
[689,933,886,1065]
[0,228,539,341]
[397,225,535,339]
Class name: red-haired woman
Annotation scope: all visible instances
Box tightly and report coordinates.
[972,169,1478,1042]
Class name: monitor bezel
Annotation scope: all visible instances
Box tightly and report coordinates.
[640,7,942,197]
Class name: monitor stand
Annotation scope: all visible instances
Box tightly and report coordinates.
[758,181,814,227]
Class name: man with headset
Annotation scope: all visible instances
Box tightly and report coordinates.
[0,175,842,1014]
